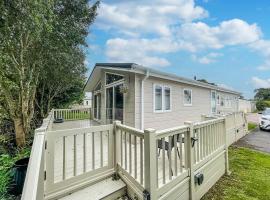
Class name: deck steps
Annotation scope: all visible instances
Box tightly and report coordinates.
[58,178,126,200]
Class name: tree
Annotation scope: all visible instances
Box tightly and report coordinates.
[0,0,99,147]
[254,88,270,100]
[0,1,55,147]
[35,0,99,118]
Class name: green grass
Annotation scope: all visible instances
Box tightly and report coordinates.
[0,148,31,200]
[61,112,90,120]
[248,122,258,131]
[202,147,270,200]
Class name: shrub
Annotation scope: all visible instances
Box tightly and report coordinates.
[0,148,31,199]
[256,100,270,111]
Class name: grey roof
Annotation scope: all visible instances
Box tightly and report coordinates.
[87,63,241,95]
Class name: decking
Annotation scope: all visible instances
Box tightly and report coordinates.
[22,109,247,200]
[52,119,100,131]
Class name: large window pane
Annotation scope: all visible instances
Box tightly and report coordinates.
[106,73,124,85]
[164,87,171,110]
[184,89,192,105]
[155,85,162,111]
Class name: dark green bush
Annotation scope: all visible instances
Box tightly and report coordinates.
[0,148,31,199]
[256,100,270,111]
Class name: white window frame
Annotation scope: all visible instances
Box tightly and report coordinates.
[163,85,172,112]
[105,72,124,87]
[211,90,217,114]
[183,88,192,106]
[153,84,172,113]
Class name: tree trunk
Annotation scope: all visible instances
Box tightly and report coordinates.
[14,118,26,147]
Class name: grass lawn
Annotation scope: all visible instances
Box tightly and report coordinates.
[202,147,270,200]
[62,112,90,120]
[248,122,257,131]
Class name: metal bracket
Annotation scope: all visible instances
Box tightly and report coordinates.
[44,171,46,181]
[143,190,151,200]
[112,173,120,181]
[191,137,198,147]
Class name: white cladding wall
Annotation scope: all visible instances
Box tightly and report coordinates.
[135,75,239,130]
[238,99,256,113]
[140,76,212,130]
[216,92,239,114]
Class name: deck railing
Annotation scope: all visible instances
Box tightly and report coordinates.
[21,111,54,200]
[22,111,247,200]
[45,124,114,199]
[115,122,145,194]
[53,108,91,121]
[193,119,226,169]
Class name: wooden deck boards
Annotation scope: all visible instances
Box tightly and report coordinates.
[52,119,100,131]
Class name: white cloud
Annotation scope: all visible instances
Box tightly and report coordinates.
[217,83,235,90]
[106,38,171,67]
[178,19,261,51]
[251,77,270,88]
[192,52,223,64]
[250,40,270,70]
[257,61,270,71]
[96,1,262,68]
[98,0,208,36]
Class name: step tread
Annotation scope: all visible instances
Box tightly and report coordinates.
[58,178,126,200]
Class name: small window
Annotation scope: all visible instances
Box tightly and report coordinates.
[94,82,101,91]
[217,94,220,105]
[106,73,124,85]
[155,85,163,111]
[164,87,171,111]
[183,89,192,106]
[220,96,224,106]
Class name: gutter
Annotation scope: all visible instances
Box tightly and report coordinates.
[141,70,150,130]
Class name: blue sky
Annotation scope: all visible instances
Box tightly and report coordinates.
[85,0,270,99]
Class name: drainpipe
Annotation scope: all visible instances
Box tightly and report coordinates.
[141,70,150,130]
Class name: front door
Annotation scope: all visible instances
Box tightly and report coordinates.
[106,84,124,123]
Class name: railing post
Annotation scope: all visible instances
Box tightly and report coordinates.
[223,117,231,175]
[144,128,157,200]
[201,114,207,121]
[114,121,121,172]
[184,121,195,200]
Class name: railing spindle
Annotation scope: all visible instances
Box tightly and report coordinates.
[179,133,183,172]
[83,133,87,173]
[129,133,132,173]
[168,136,172,180]
[173,134,178,176]
[62,136,66,180]
[134,135,137,179]
[140,137,143,185]
[92,132,95,170]
[73,135,77,176]
[124,132,127,170]
[120,130,123,167]
[162,138,165,184]
[100,131,103,167]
